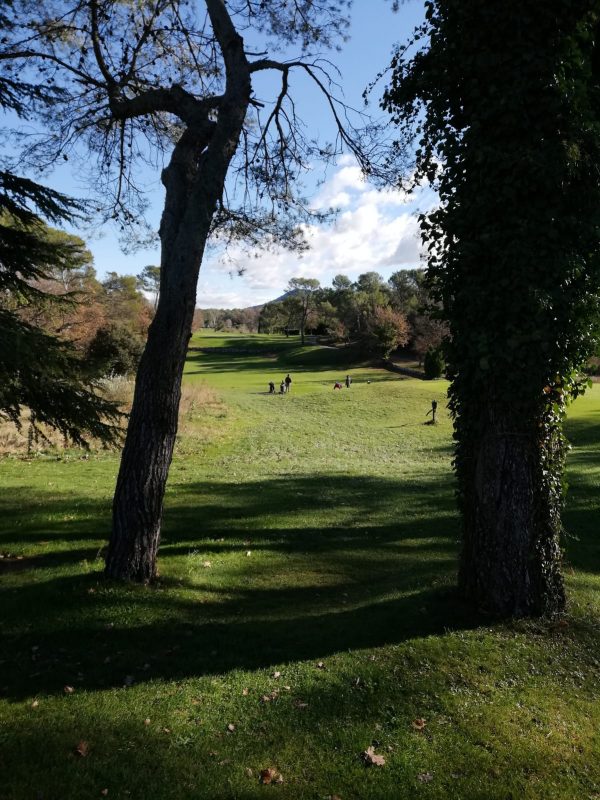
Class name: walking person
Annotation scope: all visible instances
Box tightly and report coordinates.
[285,373,292,393]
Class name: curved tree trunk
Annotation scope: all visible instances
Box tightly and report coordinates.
[106,3,250,581]
[458,408,566,616]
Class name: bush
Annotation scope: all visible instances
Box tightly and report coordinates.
[87,325,145,376]
[423,346,445,379]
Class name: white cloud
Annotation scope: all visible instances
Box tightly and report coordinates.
[196,158,431,308]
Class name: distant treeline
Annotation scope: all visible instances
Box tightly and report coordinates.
[197,270,447,364]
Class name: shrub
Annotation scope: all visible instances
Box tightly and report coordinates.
[423,346,445,379]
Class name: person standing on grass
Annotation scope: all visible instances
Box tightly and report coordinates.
[426,399,438,423]
[285,373,292,393]
[345,374,352,388]
[280,380,286,394]
[268,381,275,394]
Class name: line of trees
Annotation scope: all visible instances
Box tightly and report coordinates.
[258,270,446,362]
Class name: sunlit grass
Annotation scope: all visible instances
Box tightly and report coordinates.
[0,333,599,799]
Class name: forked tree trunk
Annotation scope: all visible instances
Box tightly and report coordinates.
[458,410,566,616]
[105,7,250,581]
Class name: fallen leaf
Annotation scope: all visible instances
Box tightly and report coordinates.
[246,551,252,557]
[101,790,109,797]
[31,700,39,709]
[227,723,236,732]
[64,685,75,694]
[144,718,151,726]
[259,768,283,784]
[242,688,249,696]
[316,661,326,670]
[260,768,276,785]
[362,747,385,767]
[412,718,427,731]
[418,772,434,783]
[162,727,171,734]
[245,768,253,778]
[203,561,212,568]
[74,740,89,757]
[272,671,281,679]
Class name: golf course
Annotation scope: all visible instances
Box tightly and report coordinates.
[1,332,599,799]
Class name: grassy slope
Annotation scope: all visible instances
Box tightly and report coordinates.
[0,331,599,800]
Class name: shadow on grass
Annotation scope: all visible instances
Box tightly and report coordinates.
[185,342,373,377]
[0,472,476,701]
[1,463,598,702]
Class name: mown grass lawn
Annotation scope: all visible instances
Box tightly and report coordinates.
[0,332,599,800]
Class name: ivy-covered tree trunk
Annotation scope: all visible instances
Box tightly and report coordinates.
[458,405,565,616]
[383,0,600,616]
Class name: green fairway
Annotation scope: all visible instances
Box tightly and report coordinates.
[1,332,599,799]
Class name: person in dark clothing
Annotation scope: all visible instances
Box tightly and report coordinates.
[285,373,292,392]
[268,381,275,394]
[426,399,438,423]
[345,374,352,388]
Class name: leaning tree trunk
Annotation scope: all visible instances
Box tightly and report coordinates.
[105,10,250,581]
[458,407,566,616]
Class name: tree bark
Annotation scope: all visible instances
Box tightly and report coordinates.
[458,409,566,616]
[105,3,250,581]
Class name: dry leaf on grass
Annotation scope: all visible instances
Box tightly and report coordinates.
[362,747,385,767]
[31,700,39,709]
[144,718,151,726]
[272,671,281,679]
[242,688,249,696]
[412,718,427,731]
[64,685,75,694]
[101,790,108,796]
[245,768,253,778]
[227,723,236,732]
[259,768,283,785]
[74,740,89,757]
[418,772,434,783]
[316,661,326,670]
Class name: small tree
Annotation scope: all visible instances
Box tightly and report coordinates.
[287,278,321,344]
[423,346,445,380]
[368,306,409,358]
[137,266,161,312]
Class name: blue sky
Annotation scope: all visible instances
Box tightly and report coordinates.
[7,0,428,307]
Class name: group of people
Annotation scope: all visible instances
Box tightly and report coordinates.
[268,373,355,394]
[269,374,293,394]
[333,375,352,390]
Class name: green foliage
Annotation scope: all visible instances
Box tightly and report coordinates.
[0,61,121,445]
[86,324,145,376]
[423,346,445,380]
[383,0,600,614]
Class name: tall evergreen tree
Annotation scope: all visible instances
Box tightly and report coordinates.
[383,0,600,615]
[0,1,120,445]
